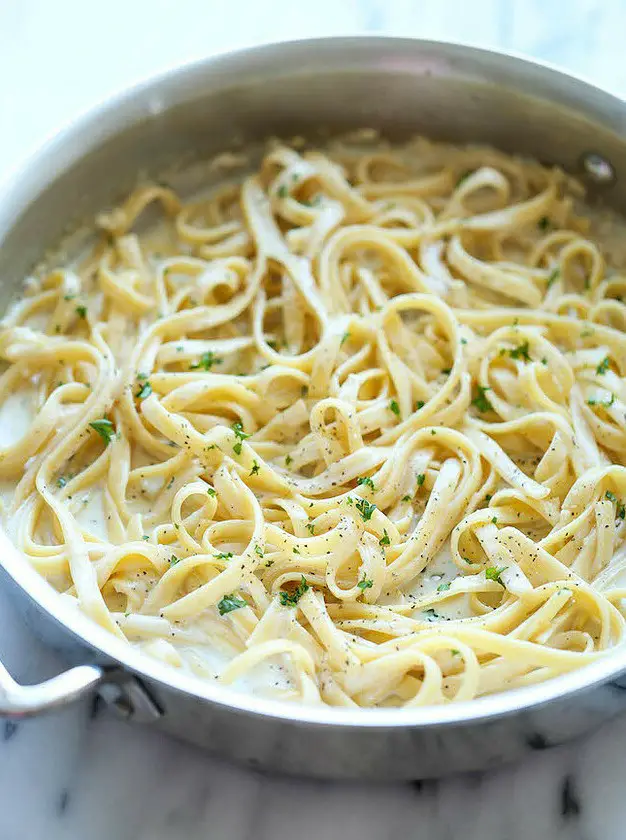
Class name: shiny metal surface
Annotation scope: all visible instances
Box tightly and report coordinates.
[0,658,102,717]
[2,37,626,778]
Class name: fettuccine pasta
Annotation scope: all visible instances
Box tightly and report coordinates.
[3,134,626,708]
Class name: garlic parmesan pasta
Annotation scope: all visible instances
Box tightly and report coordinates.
[3,134,626,708]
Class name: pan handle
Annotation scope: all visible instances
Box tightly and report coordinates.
[0,660,103,717]
[0,659,162,721]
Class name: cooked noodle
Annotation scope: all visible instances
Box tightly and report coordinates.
[3,134,626,708]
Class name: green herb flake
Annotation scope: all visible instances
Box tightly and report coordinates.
[401,495,411,502]
[250,461,261,476]
[285,454,293,467]
[306,523,315,535]
[416,473,426,487]
[279,575,309,607]
[214,552,233,560]
[190,351,223,371]
[56,476,67,488]
[355,498,376,522]
[357,576,374,592]
[596,356,611,375]
[537,216,550,231]
[415,400,425,411]
[254,544,264,558]
[75,305,87,319]
[356,476,375,491]
[485,566,507,583]
[379,529,390,547]
[508,341,531,362]
[218,594,247,616]
[341,332,350,347]
[89,418,115,445]
[136,381,152,400]
[437,582,451,592]
[472,386,493,413]
[232,423,249,456]
[170,555,180,565]
[491,516,498,524]
[277,184,288,198]
[604,492,625,519]
[389,399,401,417]
[207,487,216,497]
[587,393,615,408]
[547,268,560,289]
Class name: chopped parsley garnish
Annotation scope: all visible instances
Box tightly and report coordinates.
[415,400,425,411]
[547,268,560,289]
[341,332,350,346]
[170,555,180,565]
[142,535,149,541]
[250,461,261,476]
[218,594,247,616]
[285,454,293,467]
[389,399,400,416]
[190,351,222,371]
[537,216,550,231]
[136,372,148,381]
[277,184,288,198]
[63,293,75,301]
[605,491,626,519]
[279,575,309,607]
[357,576,374,592]
[379,529,390,547]
[437,582,451,592]
[472,386,493,413]
[416,473,425,487]
[207,487,216,496]
[214,552,233,560]
[401,495,411,502]
[442,368,451,375]
[422,608,440,621]
[56,476,67,488]
[355,498,376,521]
[136,381,152,399]
[75,305,87,319]
[485,566,507,583]
[89,418,115,445]
[232,421,250,455]
[491,516,498,524]
[357,476,375,491]
[596,356,610,375]
[508,341,531,362]
[306,523,315,535]
[587,393,615,407]
[254,544,264,558]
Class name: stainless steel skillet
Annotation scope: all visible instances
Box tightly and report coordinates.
[1,37,626,779]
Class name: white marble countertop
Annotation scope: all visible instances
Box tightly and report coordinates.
[2,1,626,838]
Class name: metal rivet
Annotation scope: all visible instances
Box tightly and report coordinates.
[581,152,615,185]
